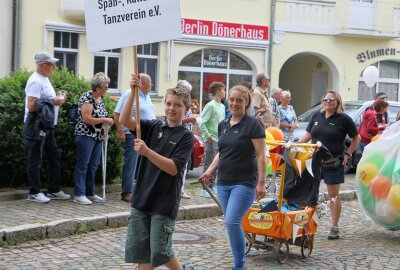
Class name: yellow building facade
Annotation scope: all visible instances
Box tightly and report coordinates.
[12,0,400,115]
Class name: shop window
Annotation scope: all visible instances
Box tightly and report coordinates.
[203,49,228,69]
[138,43,159,93]
[178,49,254,113]
[358,60,400,101]
[230,54,252,70]
[94,49,121,91]
[54,31,78,73]
[180,50,202,67]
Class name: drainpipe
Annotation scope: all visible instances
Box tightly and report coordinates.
[13,0,22,70]
[11,0,17,71]
[268,0,276,79]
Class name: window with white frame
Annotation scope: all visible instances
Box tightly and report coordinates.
[54,31,79,73]
[138,43,159,93]
[94,49,121,92]
[358,61,400,101]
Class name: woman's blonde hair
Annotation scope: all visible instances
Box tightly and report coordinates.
[321,90,344,114]
[228,85,252,116]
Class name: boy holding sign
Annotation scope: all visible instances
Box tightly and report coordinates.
[120,74,194,270]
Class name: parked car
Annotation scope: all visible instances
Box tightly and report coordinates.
[188,130,205,171]
[293,100,400,173]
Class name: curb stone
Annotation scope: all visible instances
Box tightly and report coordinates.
[105,212,130,228]
[183,204,223,219]
[0,190,357,246]
[3,224,46,245]
[0,204,223,246]
[75,216,108,232]
[46,219,78,238]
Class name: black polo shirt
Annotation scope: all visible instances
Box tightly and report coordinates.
[306,111,358,156]
[130,119,194,219]
[217,116,265,188]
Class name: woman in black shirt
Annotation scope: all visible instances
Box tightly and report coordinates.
[299,90,359,240]
[200,85,266,270]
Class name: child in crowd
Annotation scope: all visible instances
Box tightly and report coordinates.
[120,74,194,270]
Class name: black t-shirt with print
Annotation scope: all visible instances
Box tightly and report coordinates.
[130,119,194,219]
[217,116,265,188]
[306,111,358,156]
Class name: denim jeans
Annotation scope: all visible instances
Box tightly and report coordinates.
[24,129,61,195]
[73,135,102,196]
[359,141,368,154]
[217,184,255,270]
[121,133,139,195]
[203,140,218,189]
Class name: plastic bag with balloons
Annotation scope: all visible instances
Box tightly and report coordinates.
[356,121,400,230]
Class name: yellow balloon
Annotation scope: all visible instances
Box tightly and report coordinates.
[388,184,400,211]
[357,163,379,187]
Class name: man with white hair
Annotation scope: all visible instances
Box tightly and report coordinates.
[269,87,283,127]
[252,73,274,127]
[23,52,71,203]
[177,80,196,199]
[114,73,156,202]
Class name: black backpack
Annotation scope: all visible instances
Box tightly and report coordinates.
[67,104,79,126]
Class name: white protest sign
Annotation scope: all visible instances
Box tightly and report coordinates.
[84,0,182,52]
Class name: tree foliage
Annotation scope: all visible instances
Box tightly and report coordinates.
[0,68,123,188]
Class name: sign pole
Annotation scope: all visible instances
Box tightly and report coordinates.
[133,46,141,139]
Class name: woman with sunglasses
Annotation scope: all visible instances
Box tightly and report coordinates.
[298,90,360,240]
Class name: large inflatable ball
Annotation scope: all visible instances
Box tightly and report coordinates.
[356,147,400,230]
[266,126,285,142]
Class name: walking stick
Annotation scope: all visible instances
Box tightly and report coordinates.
[101,124,111,204]
[199,181,222,211]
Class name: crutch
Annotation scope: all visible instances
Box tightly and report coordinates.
[101,124,111,203]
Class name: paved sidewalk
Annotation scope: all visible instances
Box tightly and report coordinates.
[0,171,358,246]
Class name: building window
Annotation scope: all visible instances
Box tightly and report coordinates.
[178,49,254,114]
[358,61,400,101]
[138,43,159,93]
[94,49,121,92]
[54,31,78,73]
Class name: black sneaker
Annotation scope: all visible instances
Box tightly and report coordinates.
[328,227,340,240]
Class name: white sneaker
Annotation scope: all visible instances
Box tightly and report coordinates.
[88,194,105,203]
[200,190,211,198]
[181,191,191,199]
[73,196,92,205]
[27,192,50,203]
[46,191,71,200]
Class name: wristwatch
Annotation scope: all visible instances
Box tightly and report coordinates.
[344,152,351,157]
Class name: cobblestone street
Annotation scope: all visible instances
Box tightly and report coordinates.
[1,201,399,270]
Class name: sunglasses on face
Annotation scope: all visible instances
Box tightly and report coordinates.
[323,98,336,102]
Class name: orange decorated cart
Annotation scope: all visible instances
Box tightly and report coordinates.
[242,141,321,264]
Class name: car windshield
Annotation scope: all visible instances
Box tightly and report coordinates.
[298,103,363,122]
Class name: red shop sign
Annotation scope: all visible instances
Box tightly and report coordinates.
[181,18,268,41]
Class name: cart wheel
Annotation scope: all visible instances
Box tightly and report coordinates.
[244,233,253,255]
[301,236,313,258]
[276,240,289,264]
